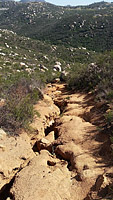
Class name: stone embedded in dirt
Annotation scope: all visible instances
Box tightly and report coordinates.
[45,131,55,143]
[41,138,50,144]
[36,137,51,152]
[35,131,55,153]
[0,128,6,138]
[0,133,35,191]
[0,144,5,151]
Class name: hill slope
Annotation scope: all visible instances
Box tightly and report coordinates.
[0,1,113,51]
[0,28,96,95]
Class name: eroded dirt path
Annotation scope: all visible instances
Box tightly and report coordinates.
[45,83,113,199]
[0,83,113,200]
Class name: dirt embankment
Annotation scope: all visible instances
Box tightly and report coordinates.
[0,83,113,200]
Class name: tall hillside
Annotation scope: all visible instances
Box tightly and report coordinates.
[0,1,113,51]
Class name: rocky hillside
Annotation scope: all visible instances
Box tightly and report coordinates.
[0,28,96,88]
[0,27,96,85]
[1,1,113,51]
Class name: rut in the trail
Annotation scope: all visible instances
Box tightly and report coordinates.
[1,83,112,200]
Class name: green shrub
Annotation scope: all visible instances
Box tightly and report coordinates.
[67,62,87,90]
[107,91,113,100]
[105,110,113,126]
[67,51,113,102]
[0,77,42,134]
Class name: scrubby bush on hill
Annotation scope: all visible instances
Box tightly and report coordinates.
[67,51,113,102]
[0,71,45,134]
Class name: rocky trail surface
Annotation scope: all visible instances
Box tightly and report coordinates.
[0,83,113,200]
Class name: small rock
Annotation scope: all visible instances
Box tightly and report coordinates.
[46,131,55,143]
[36,138,51,152]
[0,99,5,107]
[6,197,11,200]
[0,144,5,151]
[48,120,54,126]
[41,138,50,145]
[0,129,6,138]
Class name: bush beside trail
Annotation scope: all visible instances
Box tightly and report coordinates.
[0,72,45,135]
[67,51,113,102]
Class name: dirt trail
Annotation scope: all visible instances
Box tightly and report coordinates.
[45,83,113,199]
[0,82,113,200]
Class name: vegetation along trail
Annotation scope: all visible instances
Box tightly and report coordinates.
[1,82,112,200]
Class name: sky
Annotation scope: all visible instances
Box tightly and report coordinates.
[46,0,111,6]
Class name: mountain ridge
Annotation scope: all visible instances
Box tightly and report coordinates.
[0,0,46,2]
[21,0,45,3]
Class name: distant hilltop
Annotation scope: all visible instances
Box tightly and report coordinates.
[0,0,46,2]
[21,0,45,2]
